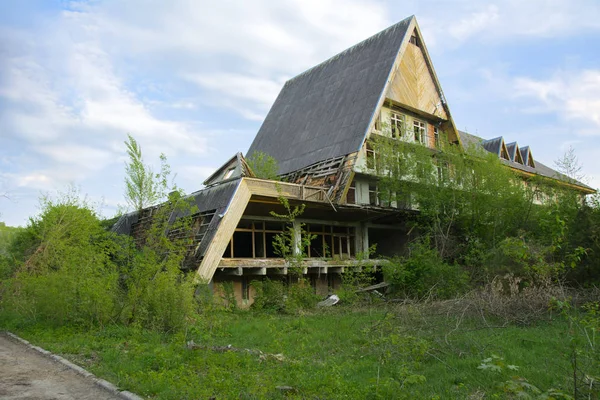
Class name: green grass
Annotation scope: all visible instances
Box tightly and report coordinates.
[0,305,587,399]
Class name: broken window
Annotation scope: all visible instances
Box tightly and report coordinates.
[413,120,426,144]
[346,180,356,204]
[437,161,450,183]
[306,224,355,259]
[390,113,404,138]
[410,33,420,47]
[366,142,377,170]
[369,184,379,206]
[223,167,236,180]
[222,220,284,259]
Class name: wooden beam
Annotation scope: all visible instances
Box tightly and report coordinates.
[195,180,252,282]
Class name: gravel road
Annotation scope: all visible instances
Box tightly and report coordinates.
[0,333,122,400]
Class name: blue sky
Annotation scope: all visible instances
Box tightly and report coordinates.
[1,0,599,226]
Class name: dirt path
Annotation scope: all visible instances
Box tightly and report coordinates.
[0,333,122,400]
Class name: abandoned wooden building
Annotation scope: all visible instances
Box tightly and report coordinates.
[111,16,595,306]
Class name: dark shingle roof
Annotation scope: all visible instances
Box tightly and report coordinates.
[247,16,413,175]
[505,142,518,161]
[458,131,594,191]
[482,137,503,156]
[111,179,241,258]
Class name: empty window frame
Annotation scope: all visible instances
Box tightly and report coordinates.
[437,161,450,183]
[413,120,426,144]
[369,184,379,206]
[223,167,236,180]
[366,142,377,170]
[346,180,356,204]
[409,33,420,47]
[305,224,355,259]
[390,113,405,138]
[222,220,285,258]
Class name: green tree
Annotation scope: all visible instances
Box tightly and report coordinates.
[124,134,171,211]
[247,151,280,180]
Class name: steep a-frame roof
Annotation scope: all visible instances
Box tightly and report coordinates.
[247,16,413,175]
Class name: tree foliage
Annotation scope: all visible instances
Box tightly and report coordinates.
[554,145,585,183]
[247,151,280,181]
[370,128,597,284]
[124,134,171,211]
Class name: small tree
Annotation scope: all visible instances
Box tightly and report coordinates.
[247,151,280,181]
[554,145,586,183]
[124,134,171,211]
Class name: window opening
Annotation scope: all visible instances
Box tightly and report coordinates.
[410,33,420,47]
[413,120,426,144]
[390,113,404,138]
[369,184,379,206]
[346,180,356,204]
[434,127,440,148]
[223,167,236,180]
[366,142,376,170]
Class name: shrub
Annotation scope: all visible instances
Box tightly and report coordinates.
[382,239,468,300]
[252,278,318,313]
[1,192,119,326]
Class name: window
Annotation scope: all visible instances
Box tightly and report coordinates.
[390,113,404,138]
[410,33,420,47]
[305,224,355,259]
[437,162,449,183]
[366,142,377,170]
[223,167,236,180]
[222,220,285,258]
[346,180,356,204]
[434,127,440,148]
[413,120,426,144]
[369,184,379,206]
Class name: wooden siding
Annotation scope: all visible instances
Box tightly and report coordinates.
[386,41,448,120]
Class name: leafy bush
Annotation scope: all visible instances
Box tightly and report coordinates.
[1,191,119,326]
[382,239,468,299]
[251,278,318,313]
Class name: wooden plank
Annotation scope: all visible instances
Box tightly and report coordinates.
[195,180,252,282]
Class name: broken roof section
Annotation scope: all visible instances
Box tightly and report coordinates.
[247,16,413,175]
[458,131,594,193]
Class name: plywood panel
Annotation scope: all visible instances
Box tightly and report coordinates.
[386,43,447,120]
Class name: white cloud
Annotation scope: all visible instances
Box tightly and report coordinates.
[448,5,500,42]
[514,70,600,134]
[422,0,600,46]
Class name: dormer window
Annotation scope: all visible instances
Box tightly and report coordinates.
[413,120,426,144]
[223,167,236,180]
